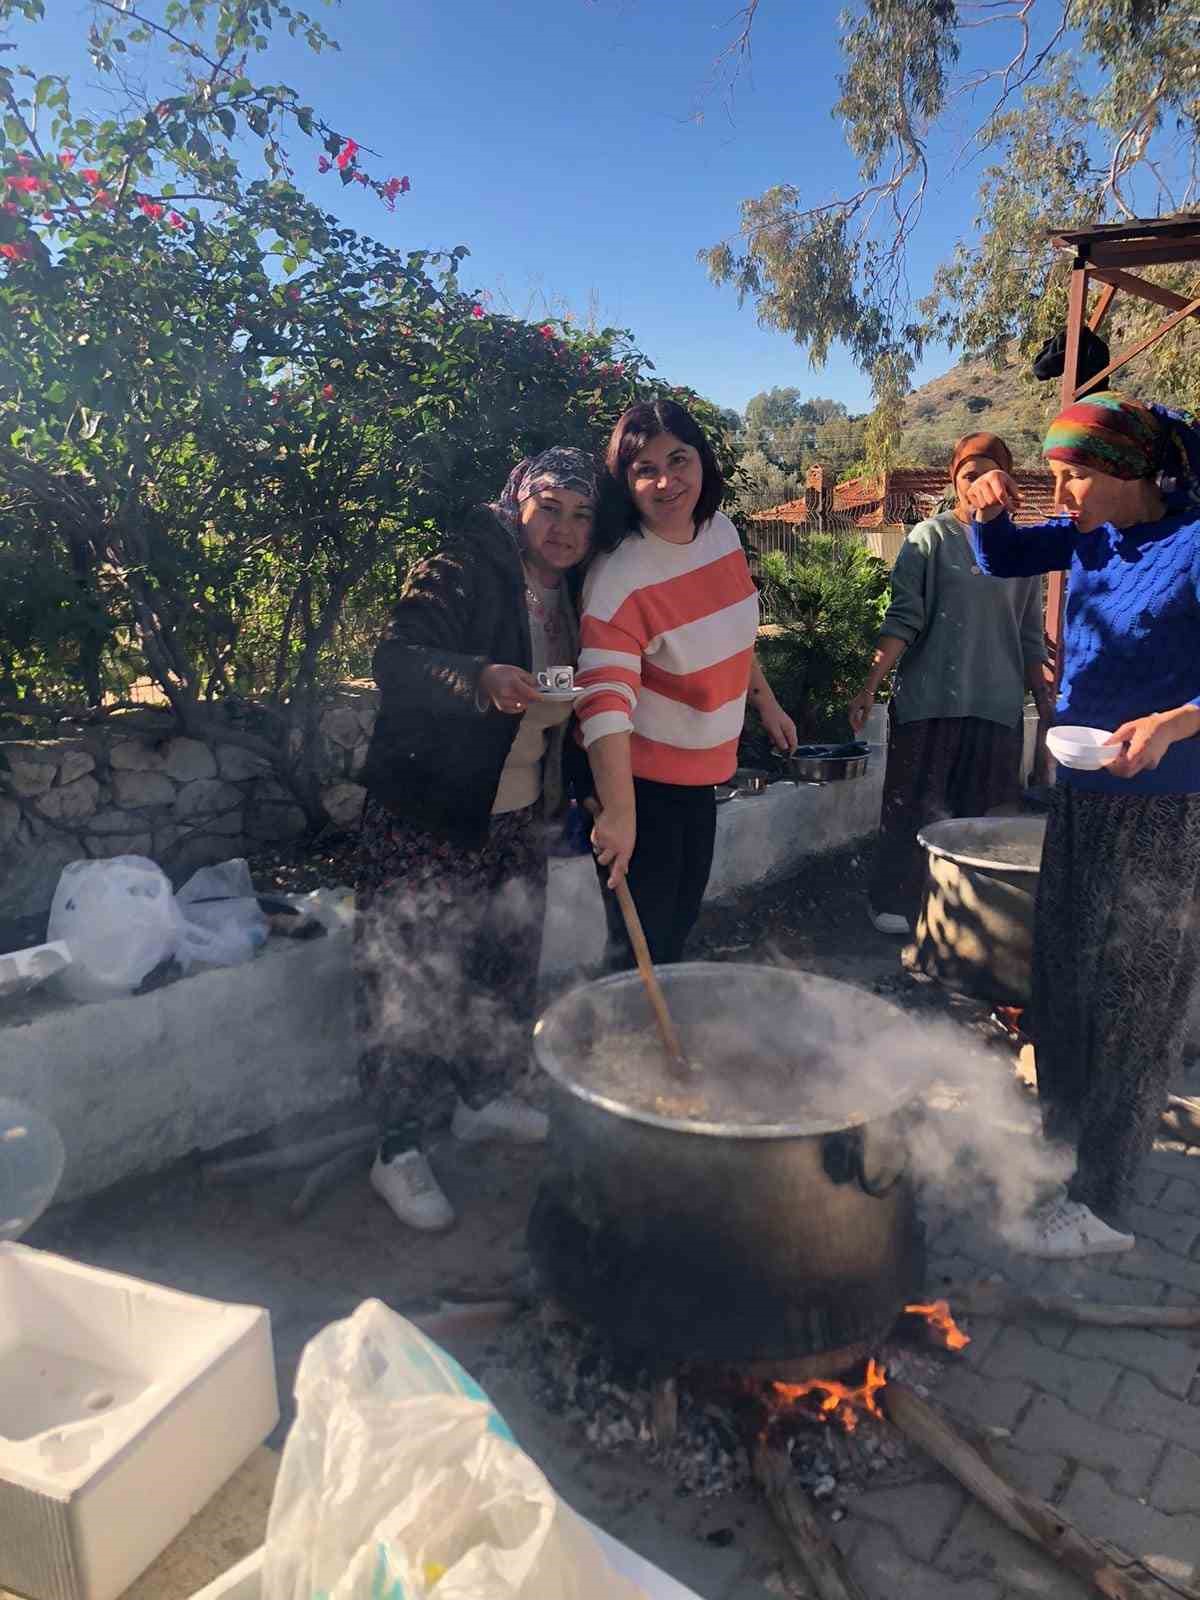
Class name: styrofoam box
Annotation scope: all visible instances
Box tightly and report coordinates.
[189,1525,705,1600]
[0,1243,279,1600]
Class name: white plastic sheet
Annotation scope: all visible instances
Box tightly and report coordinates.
[262,1301,650,1600]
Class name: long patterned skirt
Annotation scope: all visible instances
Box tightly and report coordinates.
[1030,786,1200,1229]
[353,798,549,1144]
[870,712,1025,921]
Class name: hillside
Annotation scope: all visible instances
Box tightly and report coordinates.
[899,348,1057,469]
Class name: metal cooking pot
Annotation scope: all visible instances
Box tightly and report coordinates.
[529,964,929,1375]
[773,742,870,784]
[731,766,770,795]
[915,816,1046,1008]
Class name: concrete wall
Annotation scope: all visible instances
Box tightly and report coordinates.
[0,710,887,1202]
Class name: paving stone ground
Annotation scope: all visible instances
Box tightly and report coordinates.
[21,872,1200,1600]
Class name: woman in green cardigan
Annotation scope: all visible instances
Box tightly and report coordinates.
[849,432,1054,933]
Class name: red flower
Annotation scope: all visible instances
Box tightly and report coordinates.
[317,156,331,173]
[335,138,358,171]
[538,324,555,340]
[14,153,32,167]
[81,169,101,186]
[321,383,335,400]
[92,190,113,208]
[167,211,185,229]
[58,151,75,169]
[4,175,43,193]
[354,171,368,186]
[380,175,411,211]
[286,285,300,301]
[137,196,165,222]
[41,210,53,221]
[0,241,32,262]
[470,304,485,318]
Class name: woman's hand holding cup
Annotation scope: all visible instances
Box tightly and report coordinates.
[478,663,543,715]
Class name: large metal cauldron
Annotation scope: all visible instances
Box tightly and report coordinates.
[915,817,1046,1008]
[528,964,930,1379]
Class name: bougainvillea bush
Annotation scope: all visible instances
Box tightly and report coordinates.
[0,0,728,819]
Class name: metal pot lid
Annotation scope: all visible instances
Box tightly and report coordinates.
[918,816,1047,874]
[533,962,935,1139]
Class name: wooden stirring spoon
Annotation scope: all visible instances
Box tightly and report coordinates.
[613,878,695,1077]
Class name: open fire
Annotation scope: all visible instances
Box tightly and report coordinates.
[767,1301,968,1433]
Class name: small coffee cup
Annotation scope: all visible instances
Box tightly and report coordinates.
[537,666,575,693]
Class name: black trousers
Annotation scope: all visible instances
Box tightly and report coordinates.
[595,777,717,969]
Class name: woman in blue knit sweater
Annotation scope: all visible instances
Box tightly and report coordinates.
[967,392,1200,1260]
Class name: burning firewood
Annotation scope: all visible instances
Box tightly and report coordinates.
[902,1299,971,1349]
[957,1281,1200,1329]
[753,1440,868,1600]
[882,1378,1200,1600]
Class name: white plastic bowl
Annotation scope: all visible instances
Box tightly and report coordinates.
[1046,724,1121,771]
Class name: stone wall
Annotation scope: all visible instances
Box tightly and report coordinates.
[0,683,380,924]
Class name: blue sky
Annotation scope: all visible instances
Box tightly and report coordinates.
[21,0,1046,413]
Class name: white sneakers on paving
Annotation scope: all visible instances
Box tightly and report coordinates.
[870,908,911,935]
[452,1094,549,1145]
[370,1145,455,1232]
[1007,1196,1135,1260]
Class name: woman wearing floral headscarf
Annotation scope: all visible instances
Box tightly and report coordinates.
[355,447,597,1231]
[968,393,1200,1260]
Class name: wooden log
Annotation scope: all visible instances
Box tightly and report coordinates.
[203,1125,377,1184]
[753,1442,868,1600]
[1161,1095,1200,1147]
[883,1379,1200,1600]
[957,1281,1200,1329]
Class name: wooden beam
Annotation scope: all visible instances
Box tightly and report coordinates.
[1089,267,1200,316]
[1087,280,1119,332]
[1076,295,1200,398]
[1062,258,1090,406]
[1090,238,1200,270]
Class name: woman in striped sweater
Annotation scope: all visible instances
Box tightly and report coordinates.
[577,399,798,967]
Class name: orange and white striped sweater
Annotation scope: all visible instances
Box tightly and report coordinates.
[576,512,759,785]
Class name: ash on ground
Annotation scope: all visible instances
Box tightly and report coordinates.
[485,1309,953,1511]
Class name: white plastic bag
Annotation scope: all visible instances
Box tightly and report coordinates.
[176,859,268,967]
[47,856,179,1001]
[262,1300,650,1600]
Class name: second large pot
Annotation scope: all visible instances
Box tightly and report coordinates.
[915,816,1046,1008]
[529,964,930,1376]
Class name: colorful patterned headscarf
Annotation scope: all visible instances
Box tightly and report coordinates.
[492,447,597,541]
[1043,391,1200,510]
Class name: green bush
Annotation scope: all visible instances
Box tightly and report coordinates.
[742,539,889,755]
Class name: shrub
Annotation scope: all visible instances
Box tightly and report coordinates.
[742,539,889,755]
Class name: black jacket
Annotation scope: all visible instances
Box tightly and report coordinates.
[360,509,588,848]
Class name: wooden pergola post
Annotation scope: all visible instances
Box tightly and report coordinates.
[1043,215,1200,690]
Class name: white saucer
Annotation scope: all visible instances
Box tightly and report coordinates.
[537,687,583,702]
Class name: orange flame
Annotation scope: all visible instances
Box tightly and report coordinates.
[771,1357,887,1433]
[904,1299,970,1351]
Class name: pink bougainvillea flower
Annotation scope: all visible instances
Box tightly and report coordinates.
[137,196,165,222]
[470,304,485,318]
[0,241,32,262]
[354,171,368,186]
[92,190,113,208]
[335,138,358,171]
[538,324,555,340]
[167,211,185,229]
[321,383,335,400]
[81,168,101,186]
[286,285,300,302]
[317,156,331,173]
[4,175,43,193]
[380,175,411,211]
[58,151,75,168]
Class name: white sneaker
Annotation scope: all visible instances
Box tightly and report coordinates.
[870,908,911,935]
[452,1095,549,1145]
[370,1145,455,1232]
[1007,1197,1134,1260]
